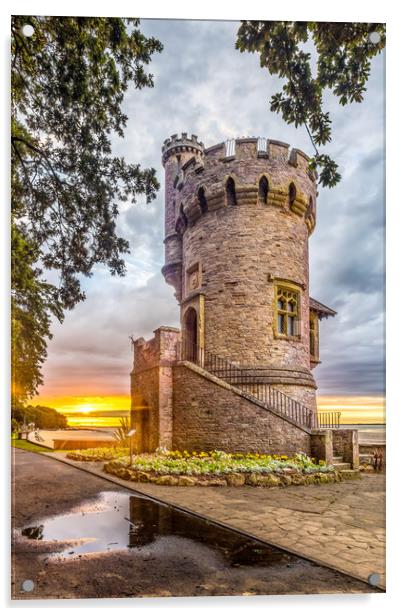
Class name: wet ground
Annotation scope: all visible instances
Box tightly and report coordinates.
[12,449,378,599]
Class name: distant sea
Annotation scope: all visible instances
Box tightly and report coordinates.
[339,423,386,445]
[65,410,129,429]
[64,412,385,445]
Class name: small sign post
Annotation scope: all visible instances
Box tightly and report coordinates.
[127,429,136,467]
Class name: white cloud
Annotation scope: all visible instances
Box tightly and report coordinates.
[37,19,385,399]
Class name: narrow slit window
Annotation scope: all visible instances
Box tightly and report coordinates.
[258,176,269,204]
[289,182,296,207]
[309,313,319,359]
[226,177,237,206]
[198,187,208,214]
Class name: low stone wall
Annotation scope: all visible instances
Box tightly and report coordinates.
[332,429,359,469]
[172,362,311,456]
[53,439,114,450]
[103,460,359,487]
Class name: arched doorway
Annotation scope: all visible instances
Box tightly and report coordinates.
[183,307,198,361]
[130,398,150,453]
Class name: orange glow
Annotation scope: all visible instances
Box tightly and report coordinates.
[30,394,131,428]
[30,393,385,427]
[30,394,131,415]
[317,395,385,424]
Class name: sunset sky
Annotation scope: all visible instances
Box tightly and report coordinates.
[32,19,385,424]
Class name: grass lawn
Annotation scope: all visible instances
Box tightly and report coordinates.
[11,438,53,453]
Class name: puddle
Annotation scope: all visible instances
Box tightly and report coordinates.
[19,490,294,566]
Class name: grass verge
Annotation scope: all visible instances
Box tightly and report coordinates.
[11,438,53,453]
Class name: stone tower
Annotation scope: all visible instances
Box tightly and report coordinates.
[130,133,337,455]
[161,134,326,413]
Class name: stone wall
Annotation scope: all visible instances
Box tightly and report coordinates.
[172,362,311,456]
[130,327,180,451]
[310,430,333,465]
[333,429,360,469]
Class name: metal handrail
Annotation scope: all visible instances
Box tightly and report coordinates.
[317,411,341,429]
[177,340,317,430]
[176,340,341,430]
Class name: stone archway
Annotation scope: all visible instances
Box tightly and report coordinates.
[183,307,198,360]
[130,398,150,453]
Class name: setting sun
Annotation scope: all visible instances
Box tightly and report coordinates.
[77,404,93,414]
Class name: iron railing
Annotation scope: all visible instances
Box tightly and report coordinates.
[177,340,317,430]
[317,411,341,429]
[177,340,341,431]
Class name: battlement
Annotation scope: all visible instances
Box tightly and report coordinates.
[162,133,204,166]
[162,133,319,303]
[200,137,312,170]
[165,136,317,231]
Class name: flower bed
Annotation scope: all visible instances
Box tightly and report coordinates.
[67,447,359,487]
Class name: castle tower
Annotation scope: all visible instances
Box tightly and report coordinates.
[161,134,331,414]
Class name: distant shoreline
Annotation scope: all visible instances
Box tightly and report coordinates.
[339,423,385,427]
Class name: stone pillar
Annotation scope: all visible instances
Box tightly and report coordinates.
[310,430,333,465]
[333,429,359,469]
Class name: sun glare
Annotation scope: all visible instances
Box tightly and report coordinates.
[77,404,93,414]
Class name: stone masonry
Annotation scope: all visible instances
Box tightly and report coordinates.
[130,134,339,456]
[172,362,311,455]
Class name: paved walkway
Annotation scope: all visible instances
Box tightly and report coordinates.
[46,453,386,589]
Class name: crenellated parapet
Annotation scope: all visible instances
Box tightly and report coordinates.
[162,136,317,244]
[162,133,204,166]
[161,134,319,307]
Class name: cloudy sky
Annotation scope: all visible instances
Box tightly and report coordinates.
[33,19,385,416]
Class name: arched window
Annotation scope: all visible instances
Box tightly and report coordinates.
[309,313,317,357]
[226,177,237,206]
[289,182,296,207]
[276,286,299,337]
[183,307,198,361]
[258,176,269,204]
[198,187,208,214]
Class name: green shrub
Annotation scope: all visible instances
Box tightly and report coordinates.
[11,402,67,429]
[68,447,332,475]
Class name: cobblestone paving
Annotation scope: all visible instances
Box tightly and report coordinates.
[128,474,385,588]
[49,454,386,589]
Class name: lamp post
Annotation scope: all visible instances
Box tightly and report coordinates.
[127,429,136,467]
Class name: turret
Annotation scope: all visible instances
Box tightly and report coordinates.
[161,133,204,300]
[161,135,326,412]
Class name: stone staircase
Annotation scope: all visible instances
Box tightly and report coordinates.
[177,340,341,433]
[332,454,361,480]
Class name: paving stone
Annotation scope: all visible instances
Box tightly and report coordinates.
[52,454,386,588]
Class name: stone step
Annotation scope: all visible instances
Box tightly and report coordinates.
[332,462,352,471]
[332,456,343,463]
[359,453,373,461]
[338,469,361,480]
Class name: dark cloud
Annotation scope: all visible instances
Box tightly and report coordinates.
[38,19,385,399]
